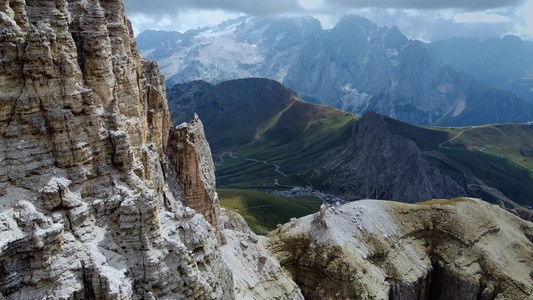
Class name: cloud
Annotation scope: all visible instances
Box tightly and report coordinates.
[343,8,514,41]
[513,0,533,38]
[123,0,533,40]
[453,12,511,23]
[127,10,244,34]
[323,0,526,11]
[124,0,303,16]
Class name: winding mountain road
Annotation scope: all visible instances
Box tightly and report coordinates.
[438,124,532,171]
[217,152,293,187]
[215,152,345,204]
[438,126,476,149]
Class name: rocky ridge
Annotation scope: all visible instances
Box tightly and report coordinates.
[268,198,533,299]
[0,0,231,298]
[220,209,304,300]
[311,111,466,202]
[168,79,466,203]
[427,35,533,103]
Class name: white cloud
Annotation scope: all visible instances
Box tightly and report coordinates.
[453,12,511,23]
[124,0,533,41]
[514,0,533,38]
[299,0,324,10]
[128,10,243,35]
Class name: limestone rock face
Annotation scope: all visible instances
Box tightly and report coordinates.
[220,209,304,300]
[169,114,221,240]
[0,1,232,299]
[268,198,533,299]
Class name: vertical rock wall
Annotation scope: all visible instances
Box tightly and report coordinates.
[0,0,232,299]
[169,114,221,240]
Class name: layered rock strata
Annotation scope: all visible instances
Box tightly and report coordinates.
[3,1,533,300]
[268,198,533,299]
[169,114,221,239]
[0,0,231,299]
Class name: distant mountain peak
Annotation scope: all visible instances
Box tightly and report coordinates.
[336,14,377,30]
[138,14,533,126]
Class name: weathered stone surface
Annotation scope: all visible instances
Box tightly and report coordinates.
[4,2,533,300]
[169,114,221,240]
[220,209,304,300]
[268,198,533,299]
[0,1,233,299]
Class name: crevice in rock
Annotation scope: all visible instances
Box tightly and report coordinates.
[160,160,166,181]
[108,131,116,167]
[64,212,73,232]
[426,259,495,300]
[69,16,87,85]
[81,263,96,300]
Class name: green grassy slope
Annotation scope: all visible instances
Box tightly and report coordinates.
[385,119,533,206]
[219,189,322,233]
[168,78,533,207]
[216,115,533,207]
[214,112,357,189]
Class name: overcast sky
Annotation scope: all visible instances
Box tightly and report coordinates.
[124,0,533,41]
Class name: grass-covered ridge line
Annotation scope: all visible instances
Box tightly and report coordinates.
[216,118,533,207]
[416,198,468,206]
[385,119,533,206]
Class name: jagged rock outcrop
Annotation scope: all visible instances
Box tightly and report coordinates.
[0,0,232,299]
[169,114,221,240]
[220,209,304,300]
[314,111,466,202]
[268,198,533,299]
[498,200,533,223]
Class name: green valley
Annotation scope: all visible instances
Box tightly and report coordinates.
[168,78,533,208]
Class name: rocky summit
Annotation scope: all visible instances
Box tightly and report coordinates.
[1,1,533,300]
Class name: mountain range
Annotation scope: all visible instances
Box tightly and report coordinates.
[427,35,533,103]
[137,15,533,126]
[167,78,533,207]
[3,1,533,299]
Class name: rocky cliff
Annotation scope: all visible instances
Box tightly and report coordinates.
[427,35,533,103]
[220,209,304,300]
[0,0,231,298]
[169,114,221,240]
[268,198,533,299]
[282,15,533,126]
